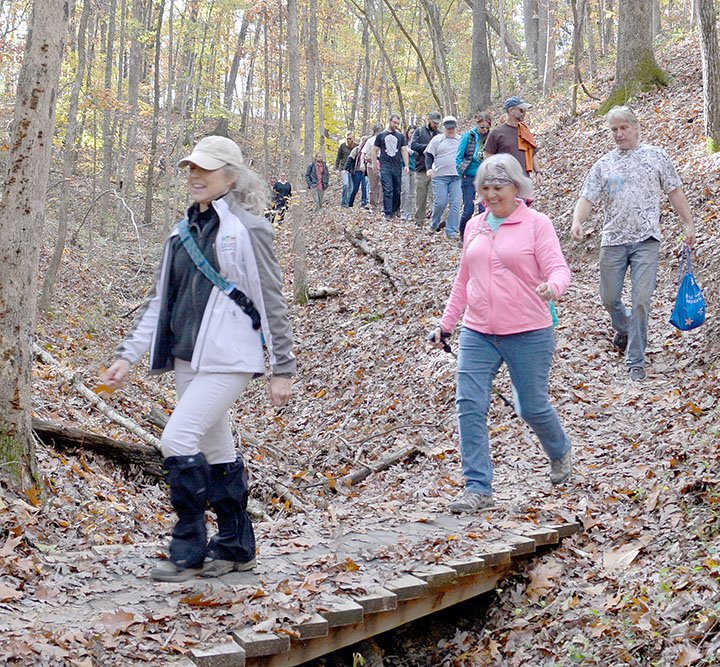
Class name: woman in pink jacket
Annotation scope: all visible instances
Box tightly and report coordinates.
[429,154,572,513]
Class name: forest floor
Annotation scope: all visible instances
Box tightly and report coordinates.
[1,32,719,667]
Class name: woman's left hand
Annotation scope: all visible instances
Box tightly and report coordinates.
[535,282,556,301]
[269,376,292,407]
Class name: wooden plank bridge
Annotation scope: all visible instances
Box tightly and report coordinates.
[174,511,580,667]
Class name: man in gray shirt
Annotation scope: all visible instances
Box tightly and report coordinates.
[426,115,462,239]
[571,106,696,382]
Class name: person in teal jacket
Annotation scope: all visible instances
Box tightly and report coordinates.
[457,112,492,240]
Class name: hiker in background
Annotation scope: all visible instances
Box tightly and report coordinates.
[484,96,543,188]
[400,124,417,220]
[410,110,441,227]
[271,171,292,223]
[100,136,296,582]
[346,136,369,208]
[457,112,492,240]
[362,124,383,210]
[305,151,330,210]
[428,153,571,513]
[426,115,462,240]
[371,113,410,219]
[571,105,696,382]
[335,131,356,207]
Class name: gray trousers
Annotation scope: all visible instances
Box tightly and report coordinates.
[414,170,434,226]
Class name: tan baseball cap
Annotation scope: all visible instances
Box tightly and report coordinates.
[178,136,244,170]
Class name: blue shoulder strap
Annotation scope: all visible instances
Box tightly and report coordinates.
[176,218,261,330]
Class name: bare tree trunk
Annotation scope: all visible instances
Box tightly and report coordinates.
[349,59,362,131]
[603,0,614,57]
[40,0,90,314]
[143,0,165,229]
[121,0,142,203]
[0,0,73,486]
[224,14,250,112]
[310,0,326,156]
[542,0,555,94]
[570,0,584,116]
[651,0,661,36]
[468,1,525,59]
[586,0,597,81]
[347,0,406,123]
[469,0,491,113]
[263,14,270,175]
[600,0,668,112]
[381,0,443,111]
[420,0,456,115]
[240,26,261,134]
[277,8,286,171]
[100,0,117,237]
[697,0,720,153]
[287,0,308,304]
[163,0,175,235]
[362,2,371,129]
[537,0,548,86]
[303,7,315,161]
[523,0,540,78]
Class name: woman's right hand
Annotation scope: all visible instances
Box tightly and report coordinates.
[426,326,447,349]
[101,359,131,391]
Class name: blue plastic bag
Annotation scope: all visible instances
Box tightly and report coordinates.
[669,245,705,331]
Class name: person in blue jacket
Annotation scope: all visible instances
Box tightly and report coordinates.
[457,112,492,240]
[100,136,296,582]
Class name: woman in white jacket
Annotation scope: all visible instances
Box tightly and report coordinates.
[101,136,296,582]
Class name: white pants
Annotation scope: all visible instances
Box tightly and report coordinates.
[160,359,252,464]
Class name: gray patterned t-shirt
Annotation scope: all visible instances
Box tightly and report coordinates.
[580,144,683,246]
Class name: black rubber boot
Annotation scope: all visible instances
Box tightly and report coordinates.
[151,453,209,582]
[200,458,257,577]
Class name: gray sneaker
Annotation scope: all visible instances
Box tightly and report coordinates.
[199,557,257,578]
[449,491,495,514]
[550,450,572,485]
[150,561,202,582]
[629,366,646,382]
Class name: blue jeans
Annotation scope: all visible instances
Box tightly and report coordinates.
[430,175,461,237]
[456,326,570,496]
[380,168,402,217]
[349,171,368,207]
[599,239,659,369]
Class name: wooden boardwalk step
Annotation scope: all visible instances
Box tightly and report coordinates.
[190,642,246,667]
[384,574,429,601]
[230,628,290,658]
[185,519,581,667]
[354,587,398,614]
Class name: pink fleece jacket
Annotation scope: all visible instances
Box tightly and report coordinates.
[440,201,570,336]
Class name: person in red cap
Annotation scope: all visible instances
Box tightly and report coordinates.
[100,135,296,582]
[484,96,544,188]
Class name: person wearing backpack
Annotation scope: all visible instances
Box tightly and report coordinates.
[457,112,492,240]
[428,153,571,512]
[345,136,369,208]
[100,136,296,582]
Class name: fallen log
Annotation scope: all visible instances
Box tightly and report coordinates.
[337,441,420,488]
[32,418,163,477]
[33,342,162,450]
[344,227,401,290]
[308,287,340,299]
[32,417,272,520]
